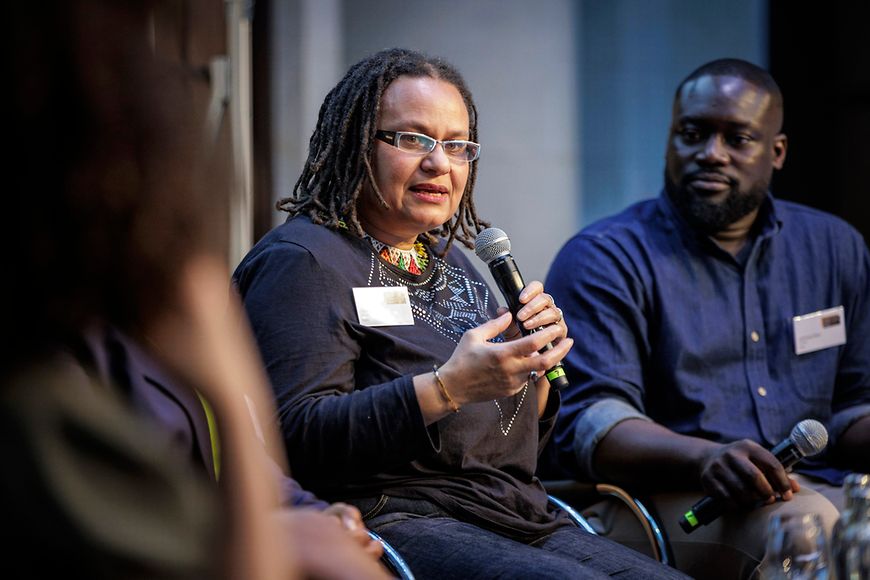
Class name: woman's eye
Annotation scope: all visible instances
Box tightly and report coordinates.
[399,134,433,151]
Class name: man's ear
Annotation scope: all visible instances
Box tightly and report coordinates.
[772,133,787,170]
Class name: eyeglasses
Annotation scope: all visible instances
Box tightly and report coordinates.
[375,130,481,162]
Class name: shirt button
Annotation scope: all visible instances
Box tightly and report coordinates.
[750,331,760,342]
[757,386,767,397]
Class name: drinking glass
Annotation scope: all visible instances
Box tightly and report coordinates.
[759,513,831,580]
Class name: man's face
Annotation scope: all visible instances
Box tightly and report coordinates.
[665,74,787,233]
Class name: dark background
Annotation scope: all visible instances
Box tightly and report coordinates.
[770,1,870,239]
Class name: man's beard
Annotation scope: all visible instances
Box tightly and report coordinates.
[665,170,768,234]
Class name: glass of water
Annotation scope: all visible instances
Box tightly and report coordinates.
[760,513,831,580]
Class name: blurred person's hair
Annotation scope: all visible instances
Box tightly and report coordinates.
[5,0,224,372]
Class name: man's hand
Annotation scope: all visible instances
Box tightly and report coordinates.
[697,439,799,508]
[595,418,800,509]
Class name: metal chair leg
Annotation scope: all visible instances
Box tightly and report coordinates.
[544,480,674,566]
[547,494,597,535]
[594,483,671,566]
[367,529,415,580]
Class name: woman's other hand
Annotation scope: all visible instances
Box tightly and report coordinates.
[498,280,567,343]
[495,280,569,416]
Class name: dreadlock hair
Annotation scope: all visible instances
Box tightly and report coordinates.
[277,47,487,255]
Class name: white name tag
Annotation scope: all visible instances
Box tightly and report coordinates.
[793,305,846,355]
[353,286,414,327]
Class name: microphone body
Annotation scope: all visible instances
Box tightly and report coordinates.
[475,229,569,390]
[679,419,828,534]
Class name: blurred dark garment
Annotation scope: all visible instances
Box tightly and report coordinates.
[0,352,221,579]
[86,326,328,509]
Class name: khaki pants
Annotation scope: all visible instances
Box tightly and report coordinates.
[583,474,842,580]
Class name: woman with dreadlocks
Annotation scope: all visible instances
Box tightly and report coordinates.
[234,48,687,579]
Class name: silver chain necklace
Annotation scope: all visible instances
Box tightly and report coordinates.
[494,383,528,436]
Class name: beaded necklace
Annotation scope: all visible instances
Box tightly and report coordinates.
[366,236,429,275]
[494,383,528,436]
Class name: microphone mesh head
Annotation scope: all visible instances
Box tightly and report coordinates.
[791,419,828,457]
[475,228,511,264]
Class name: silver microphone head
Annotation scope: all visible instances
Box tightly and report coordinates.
[791,419,828,457]
[475,227,511,264]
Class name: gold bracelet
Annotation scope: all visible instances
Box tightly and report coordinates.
[432,364,460,413]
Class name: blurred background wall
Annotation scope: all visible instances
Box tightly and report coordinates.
[251,0,869,288]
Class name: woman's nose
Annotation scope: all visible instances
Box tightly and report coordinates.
[421,142,452,174]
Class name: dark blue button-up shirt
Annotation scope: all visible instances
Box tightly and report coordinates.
[544,192,870,483]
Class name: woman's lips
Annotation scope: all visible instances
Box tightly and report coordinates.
[410,184,449,202]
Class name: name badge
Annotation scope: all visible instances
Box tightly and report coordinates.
[353,286,414,327]
[793,305,846,355]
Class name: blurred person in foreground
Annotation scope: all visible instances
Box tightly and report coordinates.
[2,1,386,578]
[234,47,689,579]
[542,58,870,579]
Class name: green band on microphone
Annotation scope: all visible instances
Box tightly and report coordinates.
[684,511,698,527]
[546,367,566,381]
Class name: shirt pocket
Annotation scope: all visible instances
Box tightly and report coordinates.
[788,346,840,404]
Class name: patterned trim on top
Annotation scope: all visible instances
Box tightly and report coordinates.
[365,251,492,344]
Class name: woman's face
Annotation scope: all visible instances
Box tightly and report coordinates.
[358,75,471,249]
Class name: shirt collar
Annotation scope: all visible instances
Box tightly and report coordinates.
[755,193,783,240]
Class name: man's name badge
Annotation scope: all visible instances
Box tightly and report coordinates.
[353,286,414,327]
[793,305,846,355]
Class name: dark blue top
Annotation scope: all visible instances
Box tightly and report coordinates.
[542,192,870,484]
[233,216,566,540]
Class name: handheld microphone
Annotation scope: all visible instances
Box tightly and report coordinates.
[474,227,569,390]
[679,419,828,534]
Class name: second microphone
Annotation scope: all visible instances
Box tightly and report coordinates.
[475,227,569,390]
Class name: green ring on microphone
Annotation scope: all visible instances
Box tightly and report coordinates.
[546,367,566,381]
[684,511,698,527]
